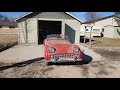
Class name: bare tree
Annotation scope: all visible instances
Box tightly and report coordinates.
[84,12,101,21]
[114,12,120,26]
[115,12,120,17]
[8,16,15,22]
[0,14,15,22]
[84,12,101,47]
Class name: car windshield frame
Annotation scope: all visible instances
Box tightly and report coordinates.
[46,34,69,41]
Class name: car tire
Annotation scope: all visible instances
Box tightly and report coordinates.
[75,61,81,65]
[45,62,52,65]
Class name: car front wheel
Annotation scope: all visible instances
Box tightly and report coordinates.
[75,61,82,65]
[45,62,52,65]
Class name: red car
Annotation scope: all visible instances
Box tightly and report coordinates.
[43,34,82,65]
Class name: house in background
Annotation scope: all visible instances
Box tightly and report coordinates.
[15,12,82,45]
[0,21,18,29]
[80,15,120,38]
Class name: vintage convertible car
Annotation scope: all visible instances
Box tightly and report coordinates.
[43,34,82,65]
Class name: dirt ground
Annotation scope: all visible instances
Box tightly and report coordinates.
[0,35,18,51]
[80,37,120,47]
[0,35,18,45]
[0,44,120,78]
[91,37,120,47]
[0,34,119,78]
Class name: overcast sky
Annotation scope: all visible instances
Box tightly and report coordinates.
[0,12,115,22]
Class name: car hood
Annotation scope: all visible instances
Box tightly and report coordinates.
[47,40,78,53]
[47,40,71,46]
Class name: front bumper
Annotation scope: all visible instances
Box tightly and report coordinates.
[45,58,83,63]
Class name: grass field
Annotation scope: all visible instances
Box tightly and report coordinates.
[91,37,120,47]
[0,35,18,51]
[0,35,18,45]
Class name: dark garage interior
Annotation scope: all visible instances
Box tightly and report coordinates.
[38,20,62,44]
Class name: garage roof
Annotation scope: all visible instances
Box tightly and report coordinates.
[15,12,82,23]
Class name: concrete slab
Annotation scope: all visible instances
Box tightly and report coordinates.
[0,44,44,63]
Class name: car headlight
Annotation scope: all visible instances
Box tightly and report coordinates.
[73,47,79,52]
[49,47,56,53]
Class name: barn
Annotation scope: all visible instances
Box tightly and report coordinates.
[15,12,82,45]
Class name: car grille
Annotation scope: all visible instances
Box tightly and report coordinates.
[50,54,75,59]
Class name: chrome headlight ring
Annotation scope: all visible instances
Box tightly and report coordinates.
[49,47,56,53]
[73,47,79,52]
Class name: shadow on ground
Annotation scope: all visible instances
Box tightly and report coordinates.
[80,36,95,43]
[0,53,93,70]
[49,52,93,66]
[0,42,18,52]
[0,57,44,71]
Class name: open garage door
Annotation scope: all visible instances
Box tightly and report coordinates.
[38,20,62,44]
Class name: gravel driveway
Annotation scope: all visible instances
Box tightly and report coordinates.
[0,43,108,78]
[0,44,104,63]
[0,44,44,63]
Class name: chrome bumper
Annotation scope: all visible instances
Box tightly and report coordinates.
[45,58,83,63]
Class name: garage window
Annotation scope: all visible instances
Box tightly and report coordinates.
[86,29,89,31]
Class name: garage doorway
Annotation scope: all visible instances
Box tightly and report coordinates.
[38,20,62,44]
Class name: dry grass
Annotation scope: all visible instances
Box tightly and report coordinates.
[0,35,18,46]
[0,29,19,51]
[91,37,120,47]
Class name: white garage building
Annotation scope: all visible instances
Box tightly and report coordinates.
[15,12,82,45]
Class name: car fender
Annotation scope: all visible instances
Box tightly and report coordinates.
[43,39,46,46]
[44,45,49,60]
[73,44,82,58]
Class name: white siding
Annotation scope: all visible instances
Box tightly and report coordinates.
[18,18,38,44]
[104,26,114,38]
[65,20,80,43]
[113,27,120,38]
[18,21,26,43]
[95,17,113,27]
[89,17,119,27]
[81,17,119,37]
[80,24,101,37]
[27,18,37,43]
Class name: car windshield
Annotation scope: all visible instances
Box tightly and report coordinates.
[46,34,69,41]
